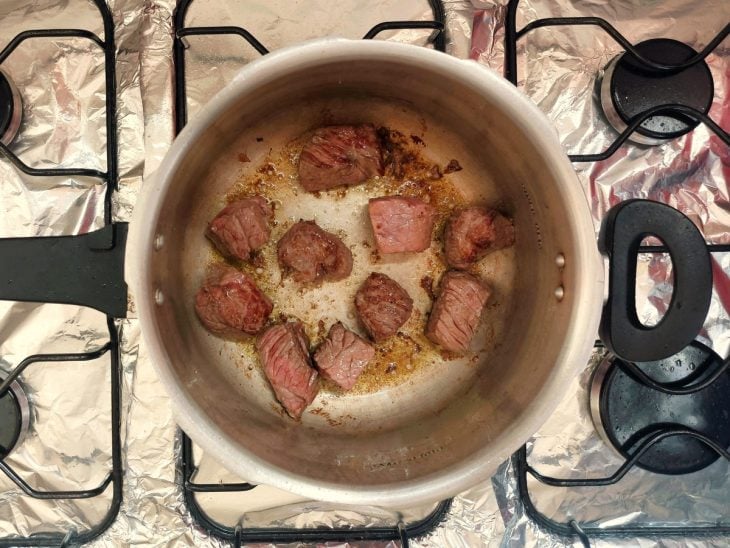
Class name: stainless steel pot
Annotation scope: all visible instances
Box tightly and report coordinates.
[129,39,605,507]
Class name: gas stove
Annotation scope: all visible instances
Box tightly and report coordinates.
[0,0,727,546]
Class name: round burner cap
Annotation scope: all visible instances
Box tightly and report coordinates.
[600,38,714,145]
[590,341,730,475]
[0,378,29,459]
[0,70,22,146]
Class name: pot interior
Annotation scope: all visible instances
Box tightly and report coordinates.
[144,49,586,489]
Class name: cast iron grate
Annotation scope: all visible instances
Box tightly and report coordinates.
[513,341,730,547]
[180,435,452,548]
[504,0,730,545]
[172,0,451,545]
[0,1,124,545]
[504,0,730,161]
[173,0,446,132]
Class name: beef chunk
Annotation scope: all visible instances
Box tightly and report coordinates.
[298,125,383,192]
[444,206,515,268]
[368,196,436,254]
[206,196,273,261]
[256,321,319,419]
[313,323,375,390]
[355,272,413,342]
[277,220,353,283]
[425,271,491,352]
[195,265,273,338]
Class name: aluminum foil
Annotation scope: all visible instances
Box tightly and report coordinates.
[0,0,728,546]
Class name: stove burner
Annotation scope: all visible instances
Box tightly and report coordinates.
[0,70,21,146]
[600,38,714,145]
[0,378,29,459]
[590,341,730,475]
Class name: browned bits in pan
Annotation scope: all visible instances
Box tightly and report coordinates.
[198,120,509,404]
[443,159,462,173]
[420,275,435,299]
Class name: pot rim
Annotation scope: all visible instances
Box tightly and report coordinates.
[130,38,605,507]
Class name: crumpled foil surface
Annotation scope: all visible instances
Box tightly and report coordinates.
[0,0,727,546]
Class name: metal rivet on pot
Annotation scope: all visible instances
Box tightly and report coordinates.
[154,234,164,250]
[554,286,565,301]
[555,253,565,268]
[154,289,164,305]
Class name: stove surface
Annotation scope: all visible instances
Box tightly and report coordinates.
[0,0,727,546]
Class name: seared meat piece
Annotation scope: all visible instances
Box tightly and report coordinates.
[425,271,491,353]
[368,196,436,254]
[313,322,375,390]
[298,125,383,192]
[444,206,515,268]
[355,272,413,342]
[277,220,353,283]
[195,265,273,338]
[206,196,273,261]
[256,321,319,419]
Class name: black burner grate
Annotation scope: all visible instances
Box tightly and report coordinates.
[0,24,119,223]
[504,0,730,162]
[179,435,452,548]
[0,1,124,545]
[515,345,730,547]
[173,0,446,133]
[504,0,730,545]
[172,0,451,545]
[601,38,715,143]
[0,319,123,547]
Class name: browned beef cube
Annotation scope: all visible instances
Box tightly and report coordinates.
[368,196,436,254]
[444,206,515,268]
[355,272,413,342]
[206,196,273,261]
[298,125,383,192]
[256,321,319,419]
[425,271,491,352]
[313,323,375,390]
[195,265,273,338]
[277,220,353,283]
